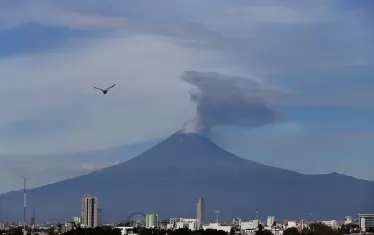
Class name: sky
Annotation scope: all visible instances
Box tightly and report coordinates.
[0,0,373,192]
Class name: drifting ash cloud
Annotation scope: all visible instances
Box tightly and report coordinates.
[181,71,289,134]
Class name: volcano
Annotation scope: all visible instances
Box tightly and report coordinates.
[1,132,373,222]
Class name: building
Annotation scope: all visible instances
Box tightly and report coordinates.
[344,216,353,225]
[203,223,231,233]
[321,220,338,230]
[61,222,75,233]
[359,213,374,232]
[115,226,137,235]
[30,217,36,229]
[97,208,102,226]
[158,219,169,229]
[267,216,275,227]
[73,217,81,224]
[145,213,158,228]
[167,218,198,231]
[197,198,205,229]
[285,221,297,229]
[81,194,99,228]
[240,220,259,233]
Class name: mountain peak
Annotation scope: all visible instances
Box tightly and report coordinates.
[167,130,216,145]
[121,130,249,169]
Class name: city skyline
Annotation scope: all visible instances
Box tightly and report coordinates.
[1,192,372,233]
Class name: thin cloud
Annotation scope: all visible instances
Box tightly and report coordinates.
[0,34,218,154]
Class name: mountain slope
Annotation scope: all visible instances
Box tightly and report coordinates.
[1,132,373,222]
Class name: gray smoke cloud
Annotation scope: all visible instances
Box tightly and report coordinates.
[181,71,288,133]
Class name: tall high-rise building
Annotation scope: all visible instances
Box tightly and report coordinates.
[145,213,158,228]
[196,198,205,229]
[81,194,99,228]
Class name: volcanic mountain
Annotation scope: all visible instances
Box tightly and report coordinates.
[1,132,373,222]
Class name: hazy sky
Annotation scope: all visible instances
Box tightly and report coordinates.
[0,0,373,192]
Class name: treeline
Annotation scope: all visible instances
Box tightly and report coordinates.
[0,227,57,235]
[282,223,361,235]
[0,222,367,235]
[137,228,228,235]
[64,226,121,235]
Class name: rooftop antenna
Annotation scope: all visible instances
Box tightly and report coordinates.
[215,210,220,224]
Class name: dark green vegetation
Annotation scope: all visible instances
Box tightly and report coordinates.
[0,227,121,235]
[282,223,361,235]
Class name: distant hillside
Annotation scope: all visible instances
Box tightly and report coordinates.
[1,132,373,223]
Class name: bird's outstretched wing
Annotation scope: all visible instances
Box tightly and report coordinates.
[106,84,116,90]
[92,85,104,91]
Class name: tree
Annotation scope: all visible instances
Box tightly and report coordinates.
[308,223,341,235]
[255,225,272,235]
[284,227,299,235]
[255,229,272,235]
[339,223,360,234]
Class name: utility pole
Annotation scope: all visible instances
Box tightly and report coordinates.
[32,203,36,233]
[23,177,27,235]
[0,195,2,228]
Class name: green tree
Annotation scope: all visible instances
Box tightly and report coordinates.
[308,223,342,235]
[255,230,272,235]
[255,225,272,235]
[284,227,300,235]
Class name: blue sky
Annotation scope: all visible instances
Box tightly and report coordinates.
[0,0,373,192]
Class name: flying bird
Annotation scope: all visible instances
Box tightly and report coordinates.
[92,84,116,95]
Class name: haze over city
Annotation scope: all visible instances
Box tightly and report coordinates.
[0,0,373,197]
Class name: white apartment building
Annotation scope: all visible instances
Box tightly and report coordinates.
[167,218,198,231]
[203,223,231,233]
[285,221,297,229]
[321,220,338,230]
[240,220,259,230]
[267,216,275,227]
[344,216,353,225]
[359,213,374,232]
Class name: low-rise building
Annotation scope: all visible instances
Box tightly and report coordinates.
[115,226,137,235]
[344,216,353,225]
[321,220,338,230]
[203,223,231,233]
[167,218,198,231]
[240,220,259,233]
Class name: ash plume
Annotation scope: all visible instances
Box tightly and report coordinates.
[181,71,288,133]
